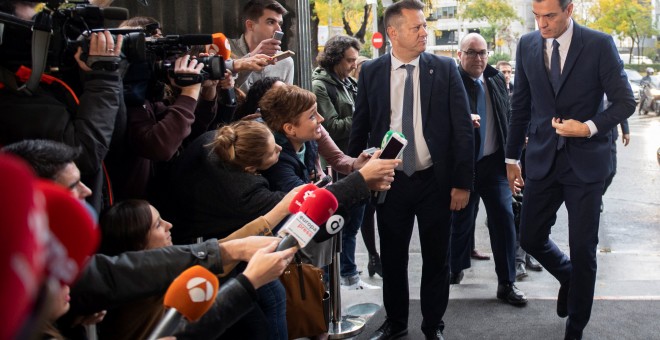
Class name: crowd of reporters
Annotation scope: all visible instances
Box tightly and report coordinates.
[0,0,402,339]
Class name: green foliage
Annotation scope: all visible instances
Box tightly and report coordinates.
[459,0,520,50]
[588,0,658,57]
[488,52,511,65]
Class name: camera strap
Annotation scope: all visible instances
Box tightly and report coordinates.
[18,11,52,96]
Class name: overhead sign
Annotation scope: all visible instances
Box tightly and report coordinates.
[372,32,384,49]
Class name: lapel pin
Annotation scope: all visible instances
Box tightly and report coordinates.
[429,69,434,75]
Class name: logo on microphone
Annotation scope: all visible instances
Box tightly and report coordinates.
[186,277,215,303]
[326,214,344,234]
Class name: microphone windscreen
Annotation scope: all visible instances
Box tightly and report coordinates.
[209,32,232,60]
[35,181,99,285]
[180,34,213,46]
[164,265,219,322]
[299,188,338,226]
[101,7,130,20]
[0,155,48,340]
[288,183,319,214]
[313,205,349,243]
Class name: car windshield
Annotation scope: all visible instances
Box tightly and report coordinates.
[625,69,642,84]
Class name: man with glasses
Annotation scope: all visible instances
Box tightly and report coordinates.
[450,33,527,306]
[506,0,635,338]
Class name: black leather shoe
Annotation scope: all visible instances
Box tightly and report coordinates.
[423,328,445,340]
[557,280,570,318]
[497,283,528,306]
[515,262,528,280]
[526,255,543,271]
[369,321,408,340]
[449,270,464,284]
[368,253,383,278]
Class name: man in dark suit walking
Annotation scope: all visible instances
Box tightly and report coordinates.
[505,0,636,339]
[348,1,474,339]
[450,33,527,306]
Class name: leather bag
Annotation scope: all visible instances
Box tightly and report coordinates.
[279,254,329,339]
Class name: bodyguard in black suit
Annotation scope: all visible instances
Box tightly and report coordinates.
[450,33,527,305]
[505,1,636,338]
[347,1,474,339]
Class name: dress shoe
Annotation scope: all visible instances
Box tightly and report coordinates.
[449,270,464,284]
[497,283,528,306]
[525,255,543,271]
[368,253,383,278]
[423,328,445,340]
[557,280,570,318]
[471,249,491,260]
[515,262,528,280]
[369,321,408,340]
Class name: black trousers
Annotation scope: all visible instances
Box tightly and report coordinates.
[376,167,452,332]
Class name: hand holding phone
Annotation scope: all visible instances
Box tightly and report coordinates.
[379,133,407,160]
[272,50,295,61]
[272,31,284,40]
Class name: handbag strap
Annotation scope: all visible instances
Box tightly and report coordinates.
[294,253,307,300]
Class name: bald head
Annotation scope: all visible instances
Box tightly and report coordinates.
[458,33,488,78]
[459,33,487,51]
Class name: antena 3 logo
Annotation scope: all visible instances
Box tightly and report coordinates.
[186,277,215,303]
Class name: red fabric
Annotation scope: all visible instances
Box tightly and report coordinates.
[0,155,48,339]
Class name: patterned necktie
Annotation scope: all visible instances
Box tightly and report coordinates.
[551,39,561,93]
[401,64,416,176]
[475,79,487,160]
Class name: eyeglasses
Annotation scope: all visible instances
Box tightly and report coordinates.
[462,50,489,59]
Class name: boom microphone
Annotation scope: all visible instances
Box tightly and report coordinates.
[207,32,237,106]
[276,188,338,251]
[147,265,219,340]
[209,33,232,60]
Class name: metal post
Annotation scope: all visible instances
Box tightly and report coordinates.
[327,231,365,339]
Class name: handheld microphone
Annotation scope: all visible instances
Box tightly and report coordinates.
[288,183,319,214]
[276,188,338,251]
[147,265,219,340]
[207,32,237,106]
[0,155,49,340]
[314,175,333,188]
[312,205,349,243]
[35,181,99,285]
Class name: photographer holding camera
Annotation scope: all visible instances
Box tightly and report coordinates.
[0,9,126,213]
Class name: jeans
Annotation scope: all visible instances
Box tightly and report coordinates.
[340,204,366,278]
[256,280,288,340]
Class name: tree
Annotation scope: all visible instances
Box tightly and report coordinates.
[589,0,657,63]
[459,0,520,52]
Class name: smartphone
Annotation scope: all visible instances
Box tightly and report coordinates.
[272,50,295,61]
[363,147,378,156]
[272,31,284,40]
[379,133,407,159]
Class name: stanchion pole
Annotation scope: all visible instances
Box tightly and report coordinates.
[327,230,365,339]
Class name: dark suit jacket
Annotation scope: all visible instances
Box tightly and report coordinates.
[459,64,510,159]
[347,52,474,190]
[506,22,636,183]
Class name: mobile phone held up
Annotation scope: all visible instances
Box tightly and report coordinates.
[379,133,407,160]
[272,50,295,61]
[272,31,284,40]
